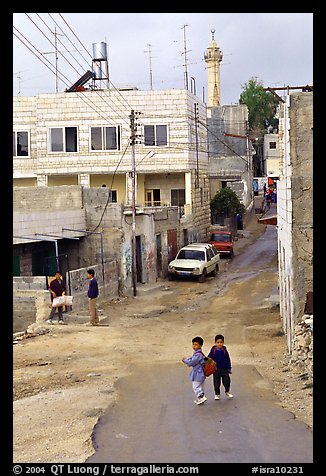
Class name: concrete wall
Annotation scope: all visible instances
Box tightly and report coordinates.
[13,186,86,244]
[13,276,49,332]
[68,261,119,308]
[207,105,254,209]
[208,105,248,157]
[277,92,313,352]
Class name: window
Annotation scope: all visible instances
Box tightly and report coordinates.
[177,249,205,261]
[207,248,214,261]
[13,131,29,157]
[269,142,277,149]
[144,125,167,146]
[49,127,78,152]
[145,189,161,206]
[90,126,121,151]
[171,189,185,206]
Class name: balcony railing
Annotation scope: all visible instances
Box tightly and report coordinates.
[137,201,187,218]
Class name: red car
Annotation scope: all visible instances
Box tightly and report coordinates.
[209,230,234,258]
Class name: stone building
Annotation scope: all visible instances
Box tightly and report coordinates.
[13,86,212,286]
[264,132,281,180]
[277,91,313,352]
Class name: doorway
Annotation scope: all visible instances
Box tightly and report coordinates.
[156,234,162,278]
[136,235,144,283]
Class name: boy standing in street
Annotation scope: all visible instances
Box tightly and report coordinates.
[208,334,233,400]
[182,336,207,405]
[87,269,99,326]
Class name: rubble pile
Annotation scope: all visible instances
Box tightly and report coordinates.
[13,325,50,344]
[290,314,313,379]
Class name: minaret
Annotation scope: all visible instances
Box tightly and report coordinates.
[204,29,223,109]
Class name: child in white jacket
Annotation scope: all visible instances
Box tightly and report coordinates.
[182,336,207,405]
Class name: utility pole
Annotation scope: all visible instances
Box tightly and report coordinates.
[194,103,200,188]
[130,110,138,297]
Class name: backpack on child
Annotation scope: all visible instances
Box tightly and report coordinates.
[199,350,217,377]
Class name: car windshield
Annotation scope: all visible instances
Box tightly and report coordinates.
[210,234,231,242]
[177,250,206,261]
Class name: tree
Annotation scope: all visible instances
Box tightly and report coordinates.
[210,187,245,223]
[239,77,278,131]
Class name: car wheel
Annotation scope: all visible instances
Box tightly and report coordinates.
[198,269,207,283]
[168,274,174,281]
[210,264,219,277]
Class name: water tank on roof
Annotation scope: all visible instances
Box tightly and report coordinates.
[92,42,108,61]
[92,42,109,86]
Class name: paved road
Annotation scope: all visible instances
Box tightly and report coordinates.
[87,226,313,464]
[88,363,312,463]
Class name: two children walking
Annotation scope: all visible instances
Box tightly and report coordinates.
[182,334,233,405]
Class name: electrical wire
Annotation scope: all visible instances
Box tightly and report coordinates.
[21,13,141,139]
[91,142,130,232]
[15,12,255,221]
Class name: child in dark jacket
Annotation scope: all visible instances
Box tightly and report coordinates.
[207,334,233,400]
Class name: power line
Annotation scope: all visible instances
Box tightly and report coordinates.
[91,142,130,232]
[20,13,140,129]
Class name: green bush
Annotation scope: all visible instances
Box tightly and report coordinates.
[210,187,245,220]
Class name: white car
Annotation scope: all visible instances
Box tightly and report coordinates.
[168,243,220,282]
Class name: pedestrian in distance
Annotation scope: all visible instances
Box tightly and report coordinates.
[47,271,66,324]
[207,334,233,400]
[87,269,99,326]
[265,189,273,209]
[263,183,267,195]
[182,336,207,405]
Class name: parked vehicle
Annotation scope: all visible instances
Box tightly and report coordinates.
[209,230,234,258]
[168,243,220,282]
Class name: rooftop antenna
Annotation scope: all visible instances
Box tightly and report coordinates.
[13,70,28,95]
[40,27,64,92]
[40,27,82,93]
[181,24,191,90]
[144,43,154,90]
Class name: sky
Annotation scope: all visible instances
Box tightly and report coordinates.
[13,12,313,105]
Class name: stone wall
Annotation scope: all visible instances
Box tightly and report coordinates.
[13,290,50,333]
[13,276,47,291]
[66,260,119,309]
[13,260,119,333]
[289,314,313,380]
